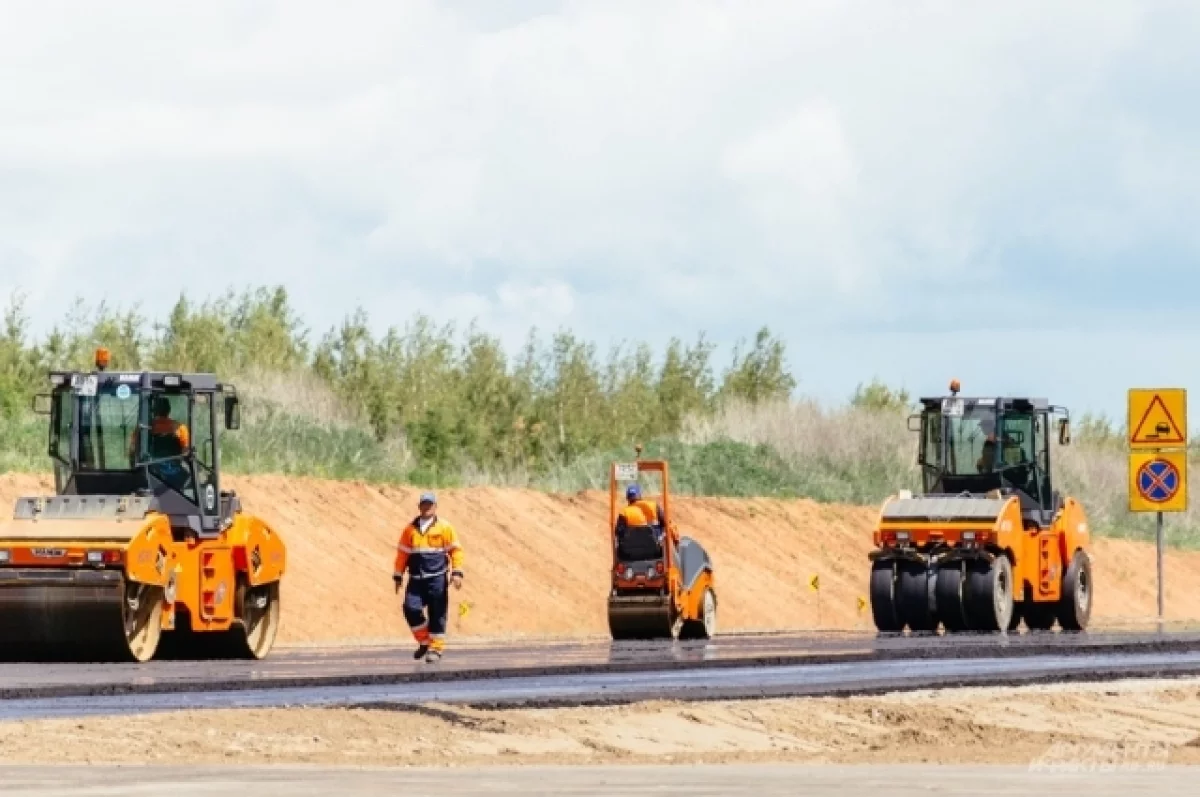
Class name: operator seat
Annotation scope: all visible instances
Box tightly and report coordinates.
[617,524,663,561]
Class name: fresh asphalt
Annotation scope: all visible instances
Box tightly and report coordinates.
[3,628,1200,718]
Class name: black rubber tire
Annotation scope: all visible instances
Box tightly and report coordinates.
[157,579,281,660]
[870,561,902,632]
[1023,602,1058,631]
[898,561,936,632]
[965,555,1014,632]
[679,588,717,640]
[935,563,969,632]
[1058,550,1093,632]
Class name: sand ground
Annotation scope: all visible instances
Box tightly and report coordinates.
[3,678,1200,767]
[2,473,1199,643]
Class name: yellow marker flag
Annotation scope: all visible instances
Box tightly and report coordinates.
[857,596,866,613]
[458,602,471,619]
[809,574,820,591]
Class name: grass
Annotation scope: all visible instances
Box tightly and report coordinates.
[4,375,1199,550]
[0,413,46,473]
[687,399,1200,550]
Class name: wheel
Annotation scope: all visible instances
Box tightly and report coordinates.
[234,580,281,659]
[935,563,969,632]
[898,561,936,632]
[1024,602,1058,631]
[122,582,165,663]
[965,555,1014,632]
[870,561,902,632]
[1058,551,1092,631]
[163,579,281,660]
[679,588,717,640]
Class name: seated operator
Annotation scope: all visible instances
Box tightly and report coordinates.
[977,439,998,473]
[130,396,191,462]
[614,484,666,546]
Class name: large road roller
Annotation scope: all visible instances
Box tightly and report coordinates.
[0,349,285,662]
[869,380,1092,634]
[607,451,716,640]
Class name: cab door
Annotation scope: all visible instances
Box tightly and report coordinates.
[1031,412,1062,600]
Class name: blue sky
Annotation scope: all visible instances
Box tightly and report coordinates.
[1,1,1197,422]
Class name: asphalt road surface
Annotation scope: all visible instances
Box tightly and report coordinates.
[2,765,1198,796]
[4,627,1200,701]
[5,649,1200,720]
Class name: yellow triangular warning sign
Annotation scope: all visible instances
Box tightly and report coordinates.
[1131,392,1186,446]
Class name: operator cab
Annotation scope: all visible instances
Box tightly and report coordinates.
[33,348,243,538]
[911,379,1072,527]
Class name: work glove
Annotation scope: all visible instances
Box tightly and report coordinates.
[393,575,403,595]
[451,570,464,590]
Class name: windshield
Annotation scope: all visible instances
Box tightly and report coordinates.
[944,405,996,476]
[77,383,142,471]
[922,402,1041,496]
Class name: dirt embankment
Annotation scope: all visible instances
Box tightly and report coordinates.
[2,473,1199,644]
[5,678,1200,767]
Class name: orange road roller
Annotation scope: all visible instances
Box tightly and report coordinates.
[0,349,286,662]
[869,380,1092,634]
[607,451,717,640]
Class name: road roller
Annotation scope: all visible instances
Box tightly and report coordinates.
[0,349,286,662]
[869,379,1092,634]
[607,451,716,640]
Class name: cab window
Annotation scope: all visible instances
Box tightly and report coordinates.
[192,393,218,515]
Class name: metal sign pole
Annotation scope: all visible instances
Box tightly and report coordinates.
[1157,510,1165,632]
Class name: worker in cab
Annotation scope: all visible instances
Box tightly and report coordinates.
[615,484,668,548]
[393,491,464,663]
[977,439,997,473]
[130,396,190,461]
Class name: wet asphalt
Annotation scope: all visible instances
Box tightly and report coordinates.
[4,626,1200,702]
[3,633,1200,719]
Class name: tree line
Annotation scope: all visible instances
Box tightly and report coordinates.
[0,287,798,475]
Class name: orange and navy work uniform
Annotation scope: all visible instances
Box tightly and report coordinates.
[130,417,190,459]
[393,516,464,652]
[615,499,668,549]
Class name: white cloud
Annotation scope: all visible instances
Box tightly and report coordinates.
[0,0,1198,416]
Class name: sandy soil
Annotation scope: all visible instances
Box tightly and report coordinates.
[4,678,1200,767]
[2,473,1200,644]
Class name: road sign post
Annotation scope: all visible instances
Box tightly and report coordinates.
[1158,512,1164,621]
[1128,389,1188,631]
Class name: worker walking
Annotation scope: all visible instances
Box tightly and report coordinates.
[393,492,464,663]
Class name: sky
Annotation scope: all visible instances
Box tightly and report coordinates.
[1,0,1198,422]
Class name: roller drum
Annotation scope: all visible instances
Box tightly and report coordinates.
[608,594,675,640]
[0,570,161,662]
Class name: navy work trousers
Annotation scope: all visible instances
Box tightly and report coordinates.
[403,573,449,639]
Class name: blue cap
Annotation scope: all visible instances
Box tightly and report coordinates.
[626,484,641,500]
[419,491,436,505]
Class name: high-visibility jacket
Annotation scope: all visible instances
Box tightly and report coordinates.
[130,417,190,458]
[393,516,464,582]
[614,499,666,539]
[626,499,664,527]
